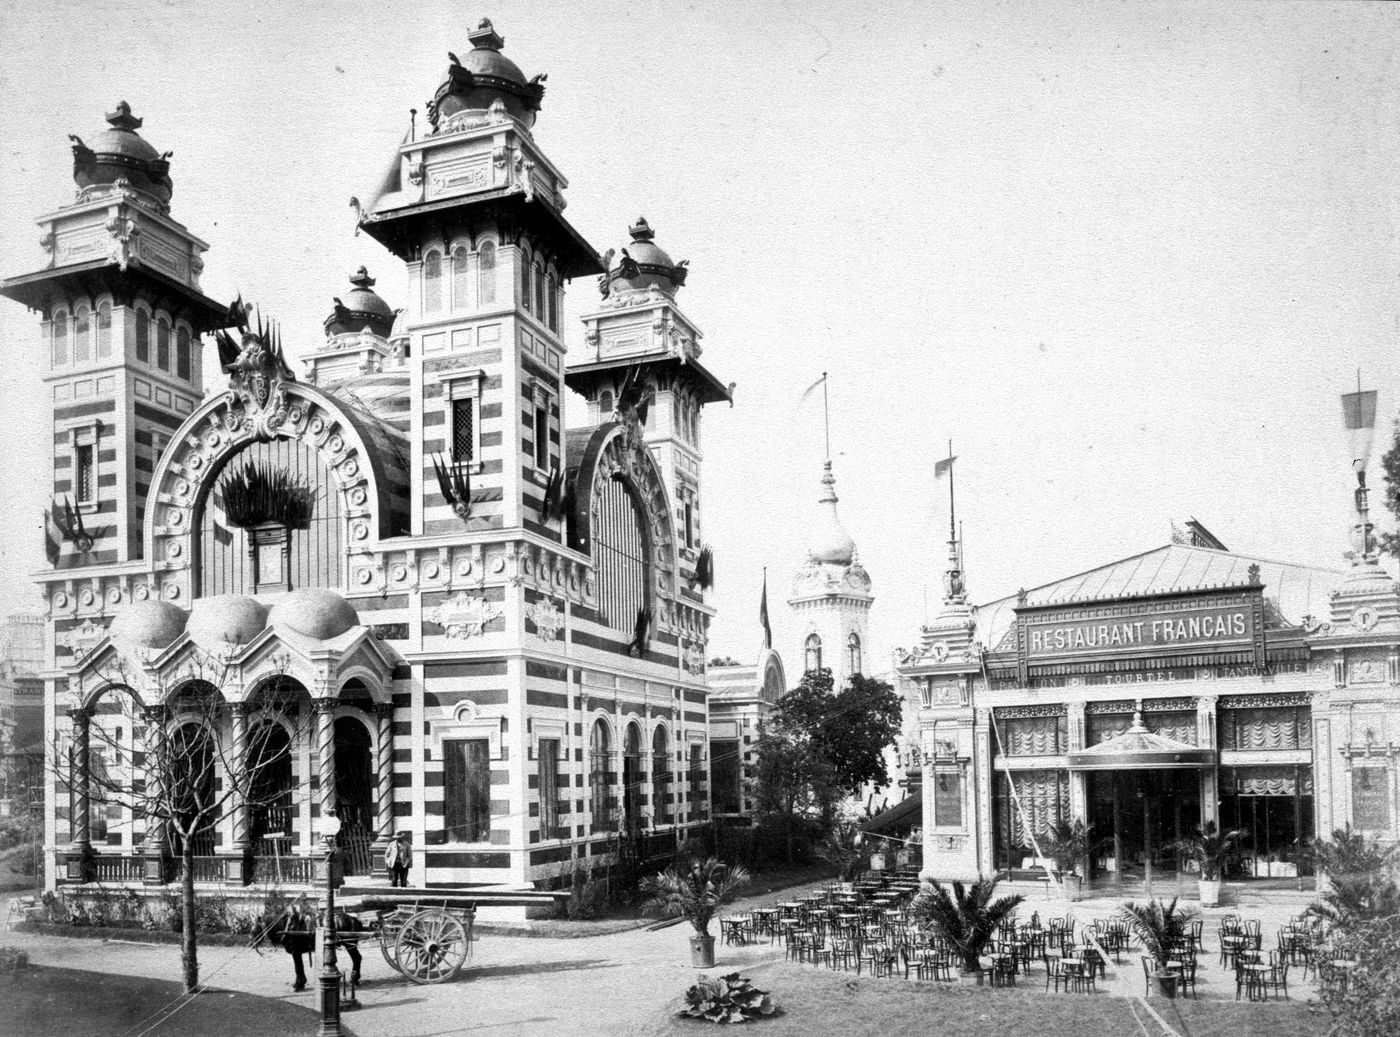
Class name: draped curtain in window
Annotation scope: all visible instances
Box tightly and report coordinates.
[998,715,1065,756]
[1007,769,1069,846]
[1221,707,1311,751]
[1222,765,1313,797]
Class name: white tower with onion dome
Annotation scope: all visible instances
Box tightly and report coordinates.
[789,460,874,688]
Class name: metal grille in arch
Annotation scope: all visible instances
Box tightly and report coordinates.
[594,474,648,633]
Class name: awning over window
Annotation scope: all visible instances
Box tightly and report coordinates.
[1067,712,1215,770]
[861,792,922,836]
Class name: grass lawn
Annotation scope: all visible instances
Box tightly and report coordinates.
[651,960,1331,1037]
[0,963,345,1037]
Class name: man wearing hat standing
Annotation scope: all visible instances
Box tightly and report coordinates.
[385,831,411,888]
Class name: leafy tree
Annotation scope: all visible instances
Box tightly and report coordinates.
[751,721,840,862]
[1380,418,1400,558]
[768,668,903,798]
[1308,825,1400,1036]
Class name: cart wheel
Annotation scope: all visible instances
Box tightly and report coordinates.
[395,910,471,984]
[378,929,400,971]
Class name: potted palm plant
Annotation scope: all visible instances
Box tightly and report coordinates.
[1120,897,1197,999]
[1169,821,1242,908]
[912,878,1025,984]
[640,855,750,968]
[1041,819,1092,902]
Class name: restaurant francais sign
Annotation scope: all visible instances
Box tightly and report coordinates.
[1024,602,1255,659]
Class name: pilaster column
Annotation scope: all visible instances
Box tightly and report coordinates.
[68,708,92,854]
[374,702,395,840]
[141,707,169,857]
[229,702,251,854]
[314,698,338,819]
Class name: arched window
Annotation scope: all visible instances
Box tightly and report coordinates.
[589,718,612,833]
[423,251,442,313]
[847,633,862,676]
[546,272,559,332]
[452,245,471,310]
[519,250,532,312]
[478,241,496,305]
[533,260,545,316]
[95,303,112,359]
[51,309,69,366]
[156,318,171,370]
[804,634,823,673]
[74,306,91,363]
[652,726,670,824]
[176,326,191,379]
[134,306,150,363]
[595,475,649,635]
[623,722,642,835]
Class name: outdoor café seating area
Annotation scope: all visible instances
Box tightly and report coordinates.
[720,873,1356,1003]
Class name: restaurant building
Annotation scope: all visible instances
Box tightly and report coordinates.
[1,19,734,897]
[899,502,1400,888]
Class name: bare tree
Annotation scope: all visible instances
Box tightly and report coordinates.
[56,650,306,993]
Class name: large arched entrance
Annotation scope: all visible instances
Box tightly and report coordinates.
[334,716,375,875]
[247,720,294,860]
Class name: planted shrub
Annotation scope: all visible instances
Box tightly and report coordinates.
[680,973,776,1024]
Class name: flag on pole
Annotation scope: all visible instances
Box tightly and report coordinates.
[213,521,234,547]
[934,454,957,479]
[759,569,772,650]
[1341,389,1379,469]
[42,508,62,566]
[798,372,827,405]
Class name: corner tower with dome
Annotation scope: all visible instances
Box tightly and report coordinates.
[789,460,874,687]
[2,18,732,905]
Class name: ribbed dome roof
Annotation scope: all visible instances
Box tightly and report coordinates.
[332,371,412,433]
[605,218,689,295]
[325,267,396,339]
[808,462,856,566]
[109,600,188,651]
[268,589,359,640]
[430,19,545,131]
[70,102,173,204]
[186,595,268,649]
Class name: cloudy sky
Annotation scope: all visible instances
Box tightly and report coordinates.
[0,0,1395,673]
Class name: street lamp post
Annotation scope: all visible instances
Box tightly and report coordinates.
[316,815,342,1037]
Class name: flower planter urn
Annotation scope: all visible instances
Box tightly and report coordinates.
[1154,971,1179,999]
[1198,877,1222,908]
[1059,873,1083,902]
[690,934,716,968]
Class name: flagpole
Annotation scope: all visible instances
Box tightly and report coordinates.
[947,439,956,546]
[822,372,830,463]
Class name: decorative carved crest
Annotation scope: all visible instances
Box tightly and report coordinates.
[214,298,295,440]
[525,598,564,642]
[428,593,503,640]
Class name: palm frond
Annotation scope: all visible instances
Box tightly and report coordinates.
[218,461,316,530]
[629,606,652,657]
[692,544,714,590]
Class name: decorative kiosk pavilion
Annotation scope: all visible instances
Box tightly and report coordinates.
[2,19,735,901]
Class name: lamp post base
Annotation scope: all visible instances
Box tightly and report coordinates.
[317,963,342,1037]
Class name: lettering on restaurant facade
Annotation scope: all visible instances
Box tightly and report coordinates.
[1026,605,1253,657]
